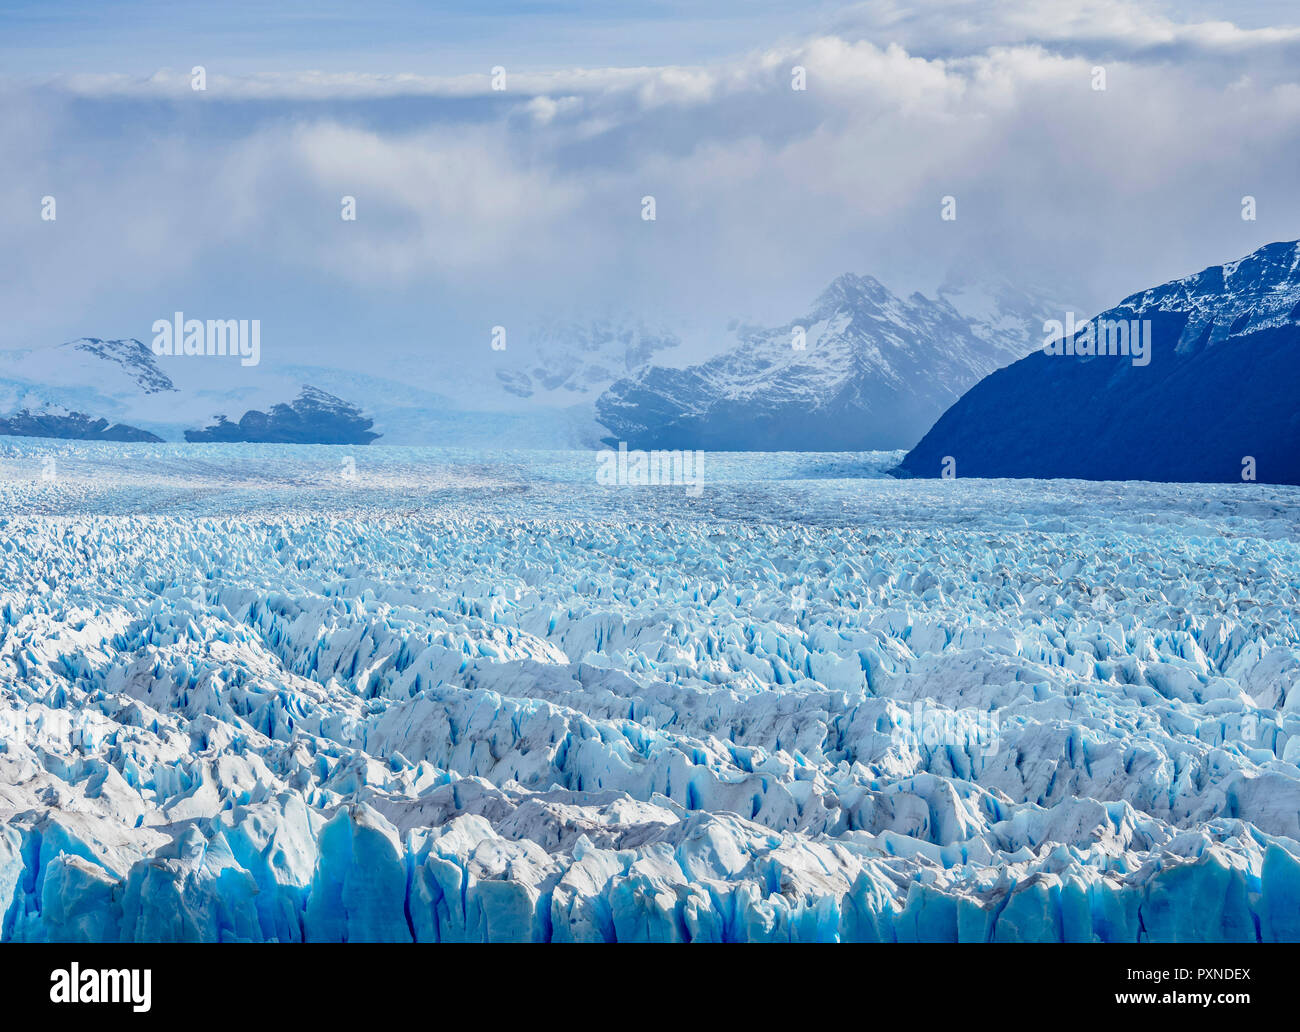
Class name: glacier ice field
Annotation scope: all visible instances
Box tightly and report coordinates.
[2,439,1300,943]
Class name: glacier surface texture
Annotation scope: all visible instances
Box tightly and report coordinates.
[2,441,1299,942]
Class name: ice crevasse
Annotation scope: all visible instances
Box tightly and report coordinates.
[2,450,1300,942]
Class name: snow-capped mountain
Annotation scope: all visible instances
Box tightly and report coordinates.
[0,338,393,446]
[0,280,1059,453]
[0,338,177,441]
[898,239,1300,484]
[1,286,1056,451]
[0,325,681,447]
[496,320,681,401]
[63,337,177,395]
[595,273,1053,451]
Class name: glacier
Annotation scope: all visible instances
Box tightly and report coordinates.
[1,439,1299,942]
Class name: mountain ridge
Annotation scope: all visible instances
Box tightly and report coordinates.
[595,272,1052,451]
[897,240,1300,485]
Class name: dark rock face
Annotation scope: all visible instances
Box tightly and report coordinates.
[0,410,163,442]
[897,240,1300,485]
[184,386,381,444]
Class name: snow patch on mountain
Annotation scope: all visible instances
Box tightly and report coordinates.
[496,320,681,401]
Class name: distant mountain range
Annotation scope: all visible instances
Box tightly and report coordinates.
[0,338,379,445]
[5,244,1295,481]
[897,240,1300,485]
[0,323,677,448]
[595,274,1051,450]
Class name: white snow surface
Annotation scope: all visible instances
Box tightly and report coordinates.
[2,440,1299,942]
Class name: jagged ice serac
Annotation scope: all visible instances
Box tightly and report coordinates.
[1,444,1299,942]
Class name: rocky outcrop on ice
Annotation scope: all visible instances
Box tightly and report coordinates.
[596,275,1050,451]
[898,240,1300,484]
[183,386,381,445]
[0,339,173,442]
[0,340,387,446]
[0,407,162,442]
[1,442,1298,941]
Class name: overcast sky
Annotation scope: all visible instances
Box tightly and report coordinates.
[1,0,1297,384]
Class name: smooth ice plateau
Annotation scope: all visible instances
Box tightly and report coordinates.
[2,441,1299,942]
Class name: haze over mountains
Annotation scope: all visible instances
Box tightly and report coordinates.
[0,321,688,448]
[597,274,1051,451]
[496,320,680,402]
[0,337,381,446]
[0,273,1050,451]
[2,242,1296,485]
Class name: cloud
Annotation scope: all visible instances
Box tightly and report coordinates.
[837,0,1300,64]
[34,65,717,102]
[1,2,1298,385]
